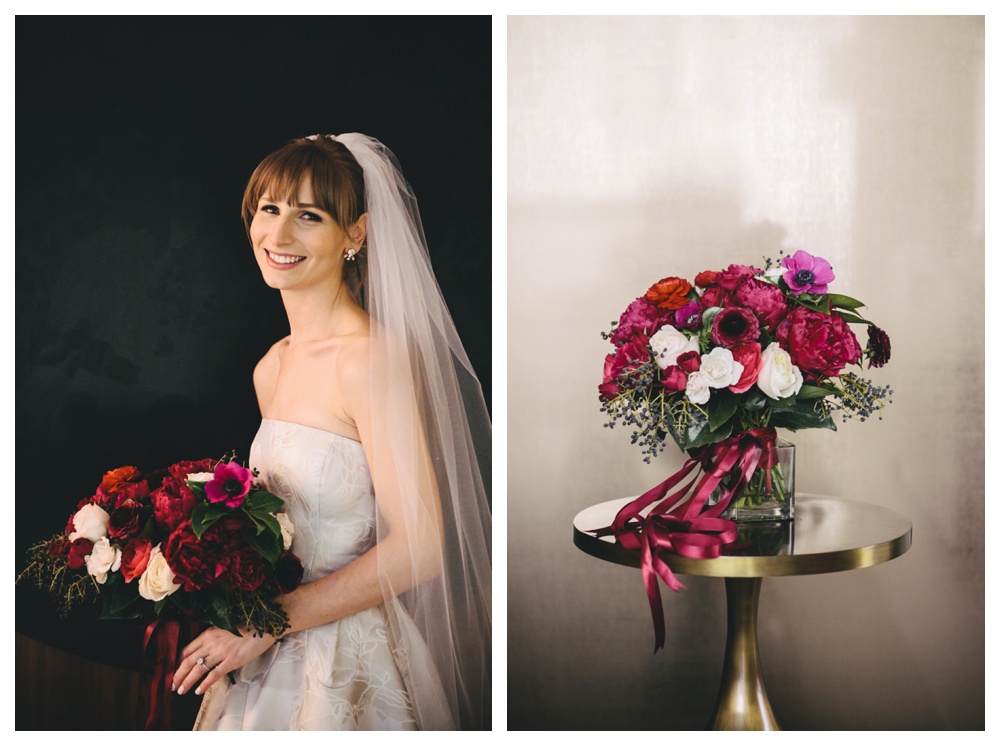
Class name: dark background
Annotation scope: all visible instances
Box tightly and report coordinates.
[15,16,491,670]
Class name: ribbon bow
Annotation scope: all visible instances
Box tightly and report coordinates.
[594,427,778,651]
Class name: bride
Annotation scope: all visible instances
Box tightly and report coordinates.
[169,133,492,730]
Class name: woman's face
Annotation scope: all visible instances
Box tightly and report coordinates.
[249,177,355,293]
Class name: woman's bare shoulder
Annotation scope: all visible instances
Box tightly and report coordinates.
[253,338,288,394]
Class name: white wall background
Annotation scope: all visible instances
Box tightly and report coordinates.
[507,15,984,730]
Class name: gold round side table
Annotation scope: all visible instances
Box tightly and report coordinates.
[572,495,912,730]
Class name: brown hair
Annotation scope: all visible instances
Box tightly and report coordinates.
[242,135,367,300]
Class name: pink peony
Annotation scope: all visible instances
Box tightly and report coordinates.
[781,250,835,295]
[710,307,761,348]
[775,306,862,380]
[205,462,254,509]
[610,297,671,346]
[735,278,789,333]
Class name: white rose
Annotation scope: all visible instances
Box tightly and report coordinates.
[757,342,804,399]
[186,472,215,483]
[275,512,295,551]
[649,325,700,369]
[69,503,111,542]
[685,370,711,405]
[138,546,182,602]
[85,537,121,584]
[699,347,745,389]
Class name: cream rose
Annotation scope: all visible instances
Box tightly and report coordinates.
[69,503,111,542]
[757,342,804,399]
[649,325,700,370]
[699,347,745,389]
[186,472,215,483]
[275,512,295,551]
[685,370,711,405]
[85,536,122,584]
[138,546,181,601]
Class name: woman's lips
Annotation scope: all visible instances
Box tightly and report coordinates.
[264,249,306,269]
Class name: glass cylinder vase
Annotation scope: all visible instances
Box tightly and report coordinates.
[712,437,795,522]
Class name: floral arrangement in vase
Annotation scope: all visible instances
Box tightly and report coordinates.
[18,455,303,727]
[595,251,892,648]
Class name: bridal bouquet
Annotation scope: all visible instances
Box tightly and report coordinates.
[19,456,303,639]
[596,250,893,649]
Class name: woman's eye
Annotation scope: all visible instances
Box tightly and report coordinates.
[260,204,279,215]
[300,211,322,222]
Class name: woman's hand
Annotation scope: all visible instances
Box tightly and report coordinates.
[172,626,276,696]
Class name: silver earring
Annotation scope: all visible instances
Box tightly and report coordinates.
[345,247,357,262]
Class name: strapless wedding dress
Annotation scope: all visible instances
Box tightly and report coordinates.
[194,419,445,730]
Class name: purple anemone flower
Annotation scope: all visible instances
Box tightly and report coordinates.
[205,462,253,508]
[781,250,835,295]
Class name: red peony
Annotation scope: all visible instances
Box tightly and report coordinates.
[710,307,760,348]
[599,336,653,402]
[67,538,93,570]
[714,264,758,292]
[120,536,153,583]
[728,342,762,394]
[734,278,788,333]
[699,286,729,309]
[151,477,198,532]
[108,501,143,541]
[227,547,266,592]
[644,277,693,311]
[162,523,217,592]
[168,458,217,481]
[775,307,862,380]
[113,481,150,509]
[274,552,304,594]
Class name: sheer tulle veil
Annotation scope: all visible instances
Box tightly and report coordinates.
[331,133,491,729]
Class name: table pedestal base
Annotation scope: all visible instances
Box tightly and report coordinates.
[708,577,780,731]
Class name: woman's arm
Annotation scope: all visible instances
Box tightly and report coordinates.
[172,335,444,696]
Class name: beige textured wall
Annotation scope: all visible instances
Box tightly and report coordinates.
[507,16,984,730]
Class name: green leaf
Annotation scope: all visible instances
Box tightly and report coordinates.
[243,490,284,514]
[244,526,282,566]
[688,417,732,450]
[701,306,723,329]
[186,480,207,500]
[98,573,145,619]
[706,390,738,431]
[796,384,840,400]
[769,402,837,431]
[827,293,866,311]
[796,294,830,314]
[194,589,240,635]
[191,501,231,539]
[739,388,768,412]
[835,310,871,325]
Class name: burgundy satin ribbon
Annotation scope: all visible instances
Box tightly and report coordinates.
[137,612,200,730]
[594,427,778,651]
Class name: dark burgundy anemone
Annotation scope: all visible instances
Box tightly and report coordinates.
[867,326,891,368]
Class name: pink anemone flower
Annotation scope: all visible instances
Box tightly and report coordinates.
[205,462,253,508]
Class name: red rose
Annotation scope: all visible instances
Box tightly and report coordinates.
[711,307,760,348]
[120,536,153,583]
[108,501,143,541]
[694,270,717,288]
[227,547,266,592]
[735,278,788,333]
[676,350,701,373]
[775,307,862,380]
[275,552,304,594]
[162,523,217,592]
[728,342,762,394]
[660,366,688,393]
[67,538,93,570]
[644,277,693,311]
[152,477,199,532]
[168,458,217,480]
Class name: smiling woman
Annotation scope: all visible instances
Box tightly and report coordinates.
[170,134,492,731]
